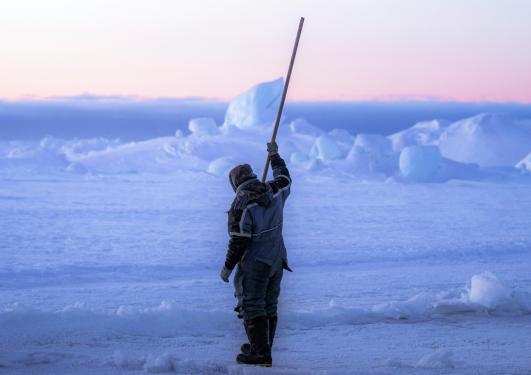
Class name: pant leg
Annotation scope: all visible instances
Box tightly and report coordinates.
[233,265,244,319]
[265,262,283,317]
[241,260,271,321]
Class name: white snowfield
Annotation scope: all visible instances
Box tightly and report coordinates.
[1,79,531,374]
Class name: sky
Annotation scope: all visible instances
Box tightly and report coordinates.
[1,0,531,102]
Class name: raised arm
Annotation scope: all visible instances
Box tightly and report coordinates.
[267,143,291,199]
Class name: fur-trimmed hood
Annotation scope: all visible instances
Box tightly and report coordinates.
[229,164,273,210]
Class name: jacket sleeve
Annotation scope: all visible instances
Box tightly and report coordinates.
[224,205,252,270]
[268,153,291,200]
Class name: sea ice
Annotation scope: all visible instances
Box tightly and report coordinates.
[439,113,531,167]
[328,128,355,156]
[290,151,310,165]
[289,118,323,137]
[389,119,450,152]
[343,133,397,176]
[0,80,530,184]
[223,78,283,129]
[399,145,442,182]
[354,134,393,155]
[309,134,343,161]
[468,271,513,310]
[0,139,69,173]
[516,152,531,172]
[188,117,219,136]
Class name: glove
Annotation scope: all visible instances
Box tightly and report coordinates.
[267,142,278,156]
[220,266,232,283]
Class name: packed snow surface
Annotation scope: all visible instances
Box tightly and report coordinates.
[1,173,531,374]
[1,79,531,374]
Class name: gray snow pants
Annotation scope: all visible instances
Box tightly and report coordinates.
[234,258,283,321]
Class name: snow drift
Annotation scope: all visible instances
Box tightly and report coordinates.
[1,80,530,183]
[389,119,450,152]
[2,273,529,341]
[439,113,531,167]
[516,152,531,172]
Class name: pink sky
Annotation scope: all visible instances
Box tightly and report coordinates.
[1,0,531,102]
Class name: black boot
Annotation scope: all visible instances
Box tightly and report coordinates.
[241,315,277,355]
[240,319,253,354]
[236,316,272,367]
[268,315,278,348]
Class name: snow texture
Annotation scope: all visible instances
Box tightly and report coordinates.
[1,79,531,374]
[1,80,530,183]
[389,119,450,152]
[439,113,531,167]
[516,152,531,172]
[399,146,442,182]
[415,349,456,369]
[189,117,220,137]
[2,273,528,340]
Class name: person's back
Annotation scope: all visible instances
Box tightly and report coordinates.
[220,142,291,367]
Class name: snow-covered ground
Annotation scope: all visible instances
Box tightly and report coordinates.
[1,80,531,374]
[1,173,530,374]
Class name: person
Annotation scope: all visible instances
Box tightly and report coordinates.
[219,142,292,367]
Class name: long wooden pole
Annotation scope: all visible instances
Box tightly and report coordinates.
[261,17,305,182]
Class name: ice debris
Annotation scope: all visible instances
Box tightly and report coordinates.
[1,79,530,183]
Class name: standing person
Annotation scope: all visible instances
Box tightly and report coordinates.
[220,142,292,367]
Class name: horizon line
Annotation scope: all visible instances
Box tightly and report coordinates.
[2,93,531,106]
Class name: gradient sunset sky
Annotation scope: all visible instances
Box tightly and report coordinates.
[1,0,531,102]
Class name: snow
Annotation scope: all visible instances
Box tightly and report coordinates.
[439,113,531,167]
[188,117,220,136]
[71,137,198,174]
[340,134,397,177]
[112,351,227,374]
[2,273,528,340]
[309,134,343,161]
[386,349,457,370]
[389,119,450,152]
[328,128,355,156]
[289,151,309,165]
[289,118,324,137]
[0,80,529,183]
[1,171,530,374]
[208,157,237,176]
[1,79,531,374]
[468,271,515,310]
[415,349,456,369]
[353,133,394,160]
[516,152,531,172]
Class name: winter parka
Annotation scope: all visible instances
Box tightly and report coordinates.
[224,154,291,272]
